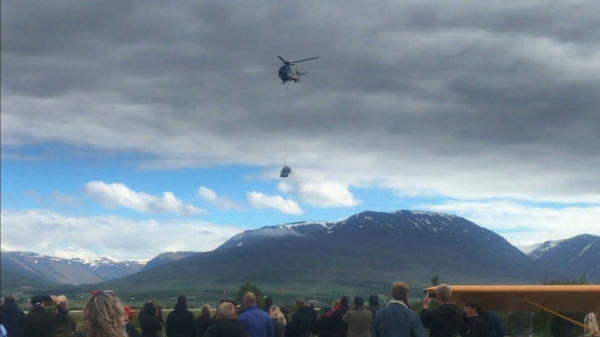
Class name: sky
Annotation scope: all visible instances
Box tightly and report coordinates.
[1,0,599,260]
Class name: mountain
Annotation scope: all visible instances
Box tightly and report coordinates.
[81,210,565,299]
[528,234,600,282]
[0,252,148,288]
[141,252,198,272]
[516,243,543,255]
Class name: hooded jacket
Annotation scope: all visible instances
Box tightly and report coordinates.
[203,319,250,337]
[20,306,56,337]
[54,308,77,337]
[0,301,25,337]
[419,303,461,337]
[166,303,196,337]
[140,302,165,337]
[285,306,313,337]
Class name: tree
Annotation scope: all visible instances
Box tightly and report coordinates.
[235,283,265,308]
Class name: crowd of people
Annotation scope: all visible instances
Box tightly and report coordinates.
[0,281,599,337]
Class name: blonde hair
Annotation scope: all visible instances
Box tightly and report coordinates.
[436,284,452,302]
[82,292,127,337]
[270,306,287,325]
[54,295,68,309]
[200,304,211,317]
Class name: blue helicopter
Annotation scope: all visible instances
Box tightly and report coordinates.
[268,56,319,84]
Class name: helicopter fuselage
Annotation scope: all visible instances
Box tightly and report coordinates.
[278,65,299,84]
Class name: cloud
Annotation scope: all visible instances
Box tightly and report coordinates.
[0,0,598,206]
[83,181,204,215]
[21,189,84,208]
[197,186,241,210]
[278,180,360,207]
[418,200,600,246]
[246,191,303,215]
[0,209,243,259]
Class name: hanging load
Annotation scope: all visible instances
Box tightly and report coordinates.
[280,166,291,178]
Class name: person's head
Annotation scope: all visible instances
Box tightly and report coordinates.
[340,296,349,307]
[391,282,409,302]
[217,302,237,319]
[177,295,186,306]
[269,306,287,325]
[435,284,452,303]
[264,296,273,307]
[296,297,305,308]
[332,300,340,307]
[143,301,157,316]
[54,295,68,311]
[280,307,289,317]
[3,295,16,304]
[368,294,379,306]
[30,295,44,308]
[200,304,211,317]
[464,298,482,318]
[243,292,256,307]
[82,291,127,337]
[123,305,135,322]
[353,297,364,309]
[321,304,331,313]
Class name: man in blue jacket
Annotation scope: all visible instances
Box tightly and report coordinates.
[238,292,274,337]
[372,282,426,337]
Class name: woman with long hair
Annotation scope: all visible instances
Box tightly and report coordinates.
[196,304,212,337]
[139,301,165,337]
[269,306,286,337]
[53,295,77,337]
[74,291,128,337]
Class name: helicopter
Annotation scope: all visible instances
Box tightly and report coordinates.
[266,56,319,84]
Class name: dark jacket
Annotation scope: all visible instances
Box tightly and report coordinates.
[54,309,77,337]
[314,315,332,337]
[203,319,251,337]
[367,296,381,324]
[271,318,285,337]
[0,302,26,337]
[371,301,426,337]
[458,312,491,337]
[329,305,350,337]
[166,303,196,337]
[140,302,166,337]
[485,311,504,337]
[285,306,313,337]
[196,315,212,337]
[127,321,142,337]
[238,305,274,337]
[420,303,461,337]
[21,306,56,337]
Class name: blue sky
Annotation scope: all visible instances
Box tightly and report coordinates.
[1,0,599,259]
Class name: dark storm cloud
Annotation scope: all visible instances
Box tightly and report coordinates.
[1,0,599,201]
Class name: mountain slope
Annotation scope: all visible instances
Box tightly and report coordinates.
[529,234,600,282]
[141,252,198,272]
[84,210,564,298]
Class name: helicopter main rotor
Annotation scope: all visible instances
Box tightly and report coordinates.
[263,56,319,66]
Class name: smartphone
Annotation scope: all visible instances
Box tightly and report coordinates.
[427,292,436,298]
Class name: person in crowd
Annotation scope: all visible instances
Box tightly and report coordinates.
[309,303,317,334]
[342,297,373,337]
[457,298,491,337]
[506,312,534,337]
[165,295,196,337]
[420,284,461,337]
[204,301,250,337]
[0,294,26,337]
[21,295,57,337]
[53,295,77,337]
[584,311,600,337]
[268,306,287,337]
[367,295,381,324]
[238,292,274,337]
[371,282,426,337]
[73,290,128,337]
[124,305,141,337]
[285,297,313,337]
[314,304,332,337]
[196,304,213,337]
[140,301,166,337]
[485,311,504,337]
[264,297,273,313]
[280,308,290,324]
[329,296,351,337]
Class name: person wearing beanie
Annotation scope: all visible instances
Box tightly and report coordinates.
[21,295,57,337]
[314,304,332,337]
[166,295,196,337]
[342,297,372,337]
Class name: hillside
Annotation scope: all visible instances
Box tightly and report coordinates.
[79,210,564,299]
[141,252,198,272]
[528,234,600,282]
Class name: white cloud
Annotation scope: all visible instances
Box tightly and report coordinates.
[246,191,303,215]
[278,178,360,207]
[197,186,241,210]
[0,209,243,259]
[418,200,600,246]
[83,181,203,215]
